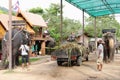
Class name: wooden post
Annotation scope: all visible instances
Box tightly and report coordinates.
[39,27,42,38]
[41,41,46,55]
[60,0,63,43]
[94,17,97,50]
[9,0,12,70]
[82,10,84,44]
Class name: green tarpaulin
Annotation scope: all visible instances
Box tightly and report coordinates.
[65,0,120,17]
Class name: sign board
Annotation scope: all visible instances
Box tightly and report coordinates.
[12,20,26,26]
[102,29,116,33]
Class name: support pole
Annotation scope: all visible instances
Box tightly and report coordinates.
[60,0,63,43]
[9,0,12,70]
[94,17,97,50]
[82,10,84,44]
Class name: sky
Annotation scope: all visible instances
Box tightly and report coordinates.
[0,0,89,23]
[0,0,120,23]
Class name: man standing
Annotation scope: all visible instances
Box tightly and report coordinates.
[97,40,104,71]
[19,42,29,70]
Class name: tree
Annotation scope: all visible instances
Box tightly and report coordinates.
[29,7,44,15]
[29,3,82,44]
[85,15,120,39]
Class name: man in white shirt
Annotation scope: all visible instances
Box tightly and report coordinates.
[19,42,29,70]
[97,40,104,71]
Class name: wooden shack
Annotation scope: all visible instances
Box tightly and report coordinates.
[0,12,48,56]
[0,14,35,36]
[0,14,35,58]
[17,11,48,55]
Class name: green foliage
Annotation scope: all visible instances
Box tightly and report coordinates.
[49,27,60,42]
[85,15,120,39]
[32,26,40,32]
[63,18,82,39]
[0,9,6,14]
[45,3,61,16]
[0,6,8,14]
[28,3,120,42]
[29,3,82,44]
[84,26,95,37]
[29,7,44,14]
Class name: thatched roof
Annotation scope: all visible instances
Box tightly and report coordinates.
[0,14,23,30]
[0,22,6,39]
[0,14,35,34]
[17,11,48,28]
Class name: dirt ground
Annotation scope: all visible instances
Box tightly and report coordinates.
[0,53,120,80]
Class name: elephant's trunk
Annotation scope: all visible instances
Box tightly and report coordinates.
[109,38,115,61]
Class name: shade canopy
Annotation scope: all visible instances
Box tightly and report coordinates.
[65,0,120,17]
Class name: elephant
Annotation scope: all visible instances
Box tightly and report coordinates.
[46,37,56,48]
[102,32,115,63]
[115,41,120,54]
[45,37,56,55]
[88,41,95,53]
[0,28,31,69]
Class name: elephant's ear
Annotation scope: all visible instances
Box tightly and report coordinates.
[109,38,114,48]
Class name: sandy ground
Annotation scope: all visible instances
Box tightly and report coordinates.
[0,53,120,80]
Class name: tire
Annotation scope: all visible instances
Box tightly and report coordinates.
[57,61,62,66]
[76,56,82,66]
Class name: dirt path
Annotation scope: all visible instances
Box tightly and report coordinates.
[0,53,120,80]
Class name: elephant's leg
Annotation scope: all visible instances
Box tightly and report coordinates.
[12,49,16,68]
[111,48,115,61]
[116,48,118,54]
[105,49,110,63]
[107,48,111,62]
[0,43,9,69]
[15,53,20,66]
[109,48,114,62]
[112,49,115,61]
[110,52,113,62]
[103,49,107,63]
[12,48,20,68]
[106,53,109,63]
[0,52,8,69]
[12,54,15,68]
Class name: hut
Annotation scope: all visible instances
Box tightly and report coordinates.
[17,11,48,55]
[0,14,35,59]
[0,12,48,56]
[0,14,35,36]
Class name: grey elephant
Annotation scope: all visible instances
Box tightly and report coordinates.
[0,28,30,69]
[103,32,115,63]
[45,37,56,55]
